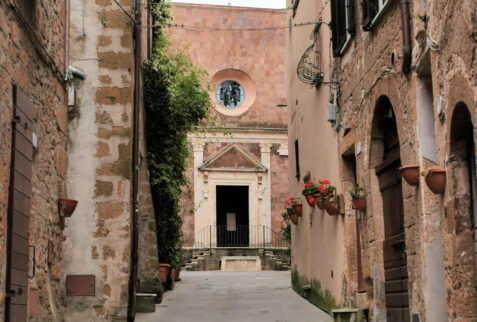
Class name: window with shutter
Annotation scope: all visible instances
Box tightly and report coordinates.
[331,0,355,57]
[362,0,387,31]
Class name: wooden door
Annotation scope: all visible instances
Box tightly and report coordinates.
[5,85,34,322]
[377,157,410,322]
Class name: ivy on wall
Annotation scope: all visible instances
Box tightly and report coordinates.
[144,1,211,264]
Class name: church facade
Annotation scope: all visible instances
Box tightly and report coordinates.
[168,4,289,248]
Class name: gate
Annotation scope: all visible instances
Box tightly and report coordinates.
[5,85,34,322]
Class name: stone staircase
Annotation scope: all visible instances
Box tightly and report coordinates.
[184,248,290,271]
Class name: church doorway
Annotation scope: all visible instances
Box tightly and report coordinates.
[216,185,249,247]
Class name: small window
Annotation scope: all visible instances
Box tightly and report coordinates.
[294,139,300,179]
[330,0,355,57]
[362,0,388,31]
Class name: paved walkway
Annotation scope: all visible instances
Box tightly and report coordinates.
[136,271,332,322]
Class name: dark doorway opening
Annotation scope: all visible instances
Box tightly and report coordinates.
[216,186,249,247]
[372,96,410,321]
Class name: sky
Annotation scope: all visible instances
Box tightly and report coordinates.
[171,0,286,9]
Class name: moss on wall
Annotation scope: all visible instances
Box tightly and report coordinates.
[291,268,338,315]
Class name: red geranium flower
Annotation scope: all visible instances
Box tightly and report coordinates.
[318,184,324,192]
[322,179,330,184]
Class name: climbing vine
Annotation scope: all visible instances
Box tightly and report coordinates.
[144,1,211,264]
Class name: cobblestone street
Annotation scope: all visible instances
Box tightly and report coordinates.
[136,271,332,322]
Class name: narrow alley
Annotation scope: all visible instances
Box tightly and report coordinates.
[136,271,332,322]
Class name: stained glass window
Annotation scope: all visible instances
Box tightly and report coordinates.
[216,80,245,109]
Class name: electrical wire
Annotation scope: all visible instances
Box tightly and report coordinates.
[142,21,321,31]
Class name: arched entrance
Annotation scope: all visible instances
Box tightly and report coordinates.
[448,103,477,317]
[371,96,410,321]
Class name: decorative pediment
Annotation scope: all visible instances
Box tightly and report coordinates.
[199,144,267,172]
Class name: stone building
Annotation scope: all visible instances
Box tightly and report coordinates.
[288,0,477,321]
[168,4,289,251]
[0,0,158,320]
[0,0,69,320]
[64,1,158,321]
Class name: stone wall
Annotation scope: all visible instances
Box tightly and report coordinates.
[333,0,477,320]
[0,0,68,319]
[64,0,153,319]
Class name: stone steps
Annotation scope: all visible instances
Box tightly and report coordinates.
[185,248,290,271]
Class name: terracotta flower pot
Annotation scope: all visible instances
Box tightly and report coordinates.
[313,194,324,210]
[352,197,366,211]
[289,212,299,225]
[399,164,420,186]
[159,263,171,283]
[305,196,316,207]
[425,169,446,194]
[292,203,303,217]
[59,198,78,217]
[324,199,340,216]
[174,267,182,281]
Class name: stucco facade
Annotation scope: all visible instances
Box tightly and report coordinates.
[288,0,477,321]
[168,4,289,249]
[286,0,345,313]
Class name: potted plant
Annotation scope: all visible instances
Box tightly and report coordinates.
[286,197,302,216]
[301,180,319,207]
[424,167,446,194]
[170,248,185,282]
[283,200,299,225]
[399,164,420,186]
[316,180,340,216]
[159,263,170,284]
[350,183,366,211]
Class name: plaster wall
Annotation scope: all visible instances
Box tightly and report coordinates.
[169,4,287,128]
[286,0,344,307]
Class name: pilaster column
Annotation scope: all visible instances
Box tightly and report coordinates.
[191,140,205,245]
[260,143,272,241]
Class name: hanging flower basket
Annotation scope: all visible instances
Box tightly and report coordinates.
[59,198,78,218]
[289,211,299,225]
[352,197,366,211]
[399,164,420,186]
[292,203,303,217]
[305,196,316,207]
[425,168,446,194]
[313,194,325,210]
[324,199,340,216]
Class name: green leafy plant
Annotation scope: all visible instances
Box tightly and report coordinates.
[280,211,291,242]
[145,1,212,264]
[349,183,365,200]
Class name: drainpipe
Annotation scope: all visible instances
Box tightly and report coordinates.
[400,0,411,74]
[127,0,141,320]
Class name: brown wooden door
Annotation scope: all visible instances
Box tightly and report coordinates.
[377,158,410,322]
[5,85,34,322]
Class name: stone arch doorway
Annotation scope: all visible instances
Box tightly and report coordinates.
[371,96,410,321]
[448,102,477,317]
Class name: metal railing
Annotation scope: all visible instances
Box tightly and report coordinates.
[187,225,289,250]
